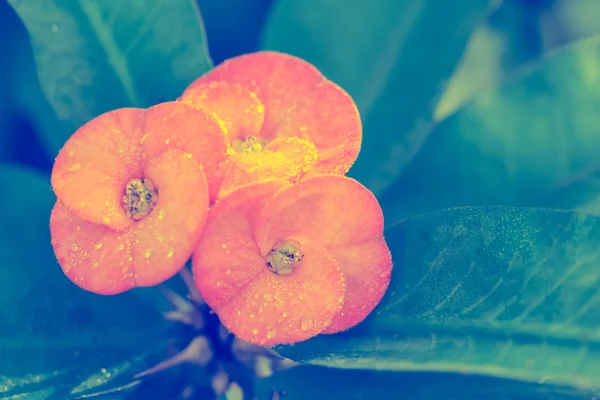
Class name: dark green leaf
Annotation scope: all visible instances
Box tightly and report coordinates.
[275,207,600,393]
[0,165,174,398]
[8,0,212,156]
[435,0,600,121]
[261,0,491,195]
[380,34,600,222]
[256,366,596,400]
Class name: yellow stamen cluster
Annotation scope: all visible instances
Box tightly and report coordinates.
[265,239,304,276]
[122,178,158,221]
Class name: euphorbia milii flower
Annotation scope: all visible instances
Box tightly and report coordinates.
[192,175,392,346]
[50,103,227,295]
[180,51,362,197]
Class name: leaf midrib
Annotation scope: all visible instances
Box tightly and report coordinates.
[79,0,141,107]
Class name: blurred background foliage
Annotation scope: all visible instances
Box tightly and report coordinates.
[3,0,600,398]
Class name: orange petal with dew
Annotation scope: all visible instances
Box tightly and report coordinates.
[132,148,209,286]
[255,175,391,333]
[184,52,323,134]
[218,244,345,346]
[141,102,228,203]
[256,175,385,252]
[322,239,392,333]
[50,200,137,295]
[51,108,146,231]
[218,136,318,198]
[193,180,291,310]
[50,149,210,295]
[180,81,265,142]
[275,81,362,176]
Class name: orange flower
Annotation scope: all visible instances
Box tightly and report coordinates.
[179,51,362,198]
[50,102,228,294]
[192,175,392,346]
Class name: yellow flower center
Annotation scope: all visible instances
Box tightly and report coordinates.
[122,178,158,221]
[231,136,269,153]
[265,239,304,276]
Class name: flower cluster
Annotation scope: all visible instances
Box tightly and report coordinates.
[50,52,392,345]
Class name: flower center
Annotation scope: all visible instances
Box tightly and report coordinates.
[265,239,304,276]
[231,136,269,153]
[122,178,158,221]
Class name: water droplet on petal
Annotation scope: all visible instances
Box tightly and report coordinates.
[301,319,313,331]
[68,163,81,172]
[252,329,259,335]
[263,293,273,301]
[266,330,276,339]
[144,249,152,258]
[225,269,231,275]
[94,243,103,249]
[71,244,79,252]
[79,201,86,208]
[117,244,124,251]
[102,216,111,224]
[166,249,174,258]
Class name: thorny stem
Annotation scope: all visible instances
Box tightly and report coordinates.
[135,267,297,398]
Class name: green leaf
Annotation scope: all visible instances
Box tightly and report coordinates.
[379,34,600,222]
[0,165,173,398]
[275,206,600,394]
[435,0,600,122]
[8,0,212,156]
[256,366,594,400]
[261,0,491,195]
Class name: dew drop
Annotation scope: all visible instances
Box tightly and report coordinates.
[69,163,81,172]
[225,269,231,275]
[94,243,103,249]
[93,262,99,268]
[263,293,273,301]
[217,281,223,287]
[71,244,79,252]
[252,329,259,335]
[117,244,125,251]
[301,319,314,331]
[298,293,305,300]
[158,209,165,220]
[237,310,241,316]
[75,225,81,231]
[102,216,111,225]
[165,138,170,144]
[282,312,287,318]
[266,330,276,339]
[105,201,110,206]
[144,249,152,258]
[167,249,174,258]
[79,201,86,208]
